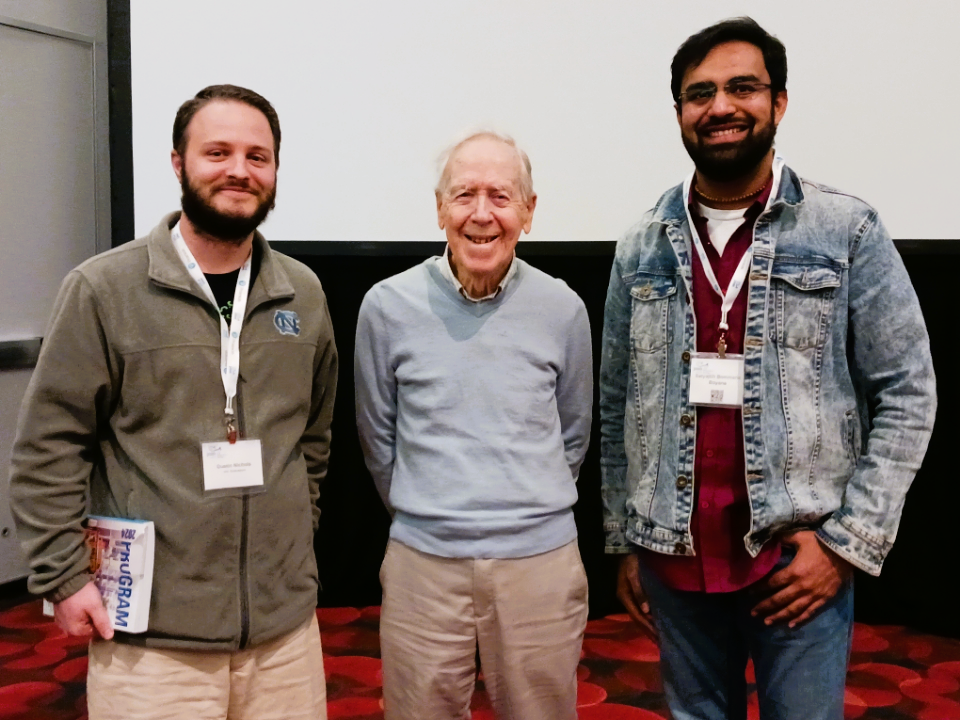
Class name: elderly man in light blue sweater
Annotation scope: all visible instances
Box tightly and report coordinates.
[355,131,593,720]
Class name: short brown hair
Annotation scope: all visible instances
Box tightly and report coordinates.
[172,84,282,166]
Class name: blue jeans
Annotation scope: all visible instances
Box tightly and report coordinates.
[639,549,854,720]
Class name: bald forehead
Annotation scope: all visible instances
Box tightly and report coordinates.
[439,135,531,199]
[449,135,521,168]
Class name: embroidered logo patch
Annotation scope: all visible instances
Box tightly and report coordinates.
[274,310,301,336]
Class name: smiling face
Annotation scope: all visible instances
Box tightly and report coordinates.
[436,136,536,298]
[677,40,787,182]
[171,100,277,242]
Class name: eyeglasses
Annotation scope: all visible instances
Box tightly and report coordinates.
[678,81,773,107]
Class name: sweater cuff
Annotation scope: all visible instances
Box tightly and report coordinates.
[46,572,94,604]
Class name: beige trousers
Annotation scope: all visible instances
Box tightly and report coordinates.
[379,539,589,720]
[86,613,326,720]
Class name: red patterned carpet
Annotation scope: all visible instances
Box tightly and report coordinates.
[2,600,960,719]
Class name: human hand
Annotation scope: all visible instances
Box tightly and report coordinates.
[751,530,853,628]
[617,554,657,639]
[54,581,113,640]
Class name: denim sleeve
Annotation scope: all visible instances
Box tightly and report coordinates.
[556,297,593,482]
[816,212,937,576]
[354,287,397,513]
[599,252,633,554]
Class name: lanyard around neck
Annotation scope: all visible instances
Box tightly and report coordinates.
[171,222,252,438]
[682,156,784,353]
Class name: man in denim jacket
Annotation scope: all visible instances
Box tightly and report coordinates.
[599,17,936,720]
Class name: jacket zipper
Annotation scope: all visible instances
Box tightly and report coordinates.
[236,379,251,649]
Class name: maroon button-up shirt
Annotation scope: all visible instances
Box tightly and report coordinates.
[641,179,780,593]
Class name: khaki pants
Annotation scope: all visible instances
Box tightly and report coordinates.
[87,613,326,720]
[379,539,588,720]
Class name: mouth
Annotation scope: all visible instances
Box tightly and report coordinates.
[464,234,499,245]
[218,186,256,196]
[700,123,750,144]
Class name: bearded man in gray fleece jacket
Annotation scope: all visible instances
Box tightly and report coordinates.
[11,85,336,720]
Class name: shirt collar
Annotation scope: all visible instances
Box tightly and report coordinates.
[436,246,517,302]
[687,175,774,222]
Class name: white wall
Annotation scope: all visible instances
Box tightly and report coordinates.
[132,1,959,242]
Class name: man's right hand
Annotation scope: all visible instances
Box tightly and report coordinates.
[54,581,113,640]
[617,554,657,639]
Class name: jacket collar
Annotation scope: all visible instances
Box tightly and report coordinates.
[651,163,806,228]
[147,211,295,305]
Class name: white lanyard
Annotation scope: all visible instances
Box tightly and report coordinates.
[171,222,252,435]
[682,156,785,351]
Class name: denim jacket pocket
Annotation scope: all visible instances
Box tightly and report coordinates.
[629,274,677,352]
[842,408,862,463]
[767,259,846,509]
[768,261,842,349]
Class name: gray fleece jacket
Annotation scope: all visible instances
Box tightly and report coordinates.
[10,213,338,650]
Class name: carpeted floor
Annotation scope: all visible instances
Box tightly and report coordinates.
[2,600,960,719]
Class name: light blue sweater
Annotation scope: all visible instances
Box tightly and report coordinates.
[355,257,593,558]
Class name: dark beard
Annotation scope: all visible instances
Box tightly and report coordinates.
[683,112,776,183]
[180,170,276,243]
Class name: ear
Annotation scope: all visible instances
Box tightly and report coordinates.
[675,102,682,125]
[171,150,183,182]
[522,193,538,234]
[772,90,788,127]
[436,191,445,230]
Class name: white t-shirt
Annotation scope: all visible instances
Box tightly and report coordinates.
[697,203,748,256]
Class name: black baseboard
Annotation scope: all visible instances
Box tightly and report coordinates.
[0,578,30,611]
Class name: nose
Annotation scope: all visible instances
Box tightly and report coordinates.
[707,88,736,117]
[471,194,493,222]
[226,154,250,180]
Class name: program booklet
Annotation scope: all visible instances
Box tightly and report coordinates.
[43,515,155,634]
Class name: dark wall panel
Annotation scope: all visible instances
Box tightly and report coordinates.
[290,241,958,636]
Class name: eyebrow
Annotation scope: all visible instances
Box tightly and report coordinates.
[201,141,273,154]
[448,183,515,194]
[683,74,763,91]
[683,81,716,91]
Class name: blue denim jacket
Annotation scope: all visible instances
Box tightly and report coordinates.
[599,166,936,576]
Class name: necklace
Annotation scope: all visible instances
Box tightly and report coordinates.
[694,181,763,204]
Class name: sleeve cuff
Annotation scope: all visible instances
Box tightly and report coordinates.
[604,521,633,554]
[816,512,890,577]
[45,571,93,604]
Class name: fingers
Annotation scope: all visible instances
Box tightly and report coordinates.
[55,612,92,637]
[54,581,114,640]
[754,592,812,626]
[621,554,649,613]
[751,582,801,620]
[616,559,646,623]
[786,598,827,628]
[88,601,114,640]
[615,583,658,640]
[616,584,647,626]
[616,555,659,640]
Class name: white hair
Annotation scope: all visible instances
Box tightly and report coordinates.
[435,129,534,201]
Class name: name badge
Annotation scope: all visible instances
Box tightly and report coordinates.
[201,439,265,491]
[689,353,744,408]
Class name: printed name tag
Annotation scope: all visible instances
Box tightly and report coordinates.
[201,439,265,491]
[688,354,744,408]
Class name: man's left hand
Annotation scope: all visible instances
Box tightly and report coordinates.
[751,530,853,628]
